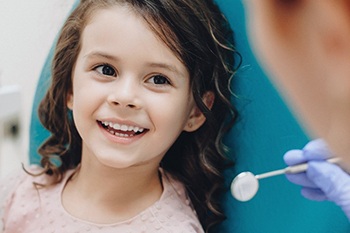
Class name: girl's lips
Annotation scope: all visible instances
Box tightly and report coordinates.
[97,120,149,141]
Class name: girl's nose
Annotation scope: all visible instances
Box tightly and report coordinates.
[107,78,141,109]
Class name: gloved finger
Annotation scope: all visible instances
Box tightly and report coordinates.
[301,187,327,201]
[284,149,307,166]
[307,161,350,201]
[285,173,318,188]
[303,138,333,161]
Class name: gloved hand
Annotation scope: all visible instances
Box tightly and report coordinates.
[284,139,350,220]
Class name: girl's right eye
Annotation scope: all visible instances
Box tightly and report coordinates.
[94,64,116,77]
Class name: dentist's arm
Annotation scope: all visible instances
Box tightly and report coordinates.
[284,139,350,220]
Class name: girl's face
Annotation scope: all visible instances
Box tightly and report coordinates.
[67,5,201,170]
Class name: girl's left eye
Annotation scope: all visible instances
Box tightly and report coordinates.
[94,64,116,76]
[147,75,170,85]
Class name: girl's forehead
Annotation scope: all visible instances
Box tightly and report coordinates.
[78,5,188,76]
[84,3,132,26]
[83,3,185,67]
[83,1,183,56]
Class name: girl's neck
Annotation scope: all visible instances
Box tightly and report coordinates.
[62,159,163,224]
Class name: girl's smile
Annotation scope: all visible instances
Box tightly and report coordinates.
[97,119,149,144]
[100,120,146,137]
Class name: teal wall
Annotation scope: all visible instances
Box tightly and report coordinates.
[30,0,349,232]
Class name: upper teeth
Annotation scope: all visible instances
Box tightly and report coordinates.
[101,121,145,133]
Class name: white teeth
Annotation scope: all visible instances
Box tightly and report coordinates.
[113,123,121,130]
[121,125,128,131]
[101,121,145,133]
[115,132,130,137]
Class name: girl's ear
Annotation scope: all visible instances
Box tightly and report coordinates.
[67,93,73,110]
[184,91,215,132]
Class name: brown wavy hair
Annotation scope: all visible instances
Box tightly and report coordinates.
[37,0,240,231]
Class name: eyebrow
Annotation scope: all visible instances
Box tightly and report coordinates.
[83,51,119,62]
[147,62,185,78]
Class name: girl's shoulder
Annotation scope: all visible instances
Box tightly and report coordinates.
[0,165,74,232]
[150,169,204,233]
[1,165,39,195]
[0,165,51,206]
[0,165,48,231]
[1,164,51,189]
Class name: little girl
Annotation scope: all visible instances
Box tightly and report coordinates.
[0,0,239,232]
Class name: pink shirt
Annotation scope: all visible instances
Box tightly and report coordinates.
[0,166,204,233]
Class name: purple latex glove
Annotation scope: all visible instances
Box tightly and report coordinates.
[284,139,350,220]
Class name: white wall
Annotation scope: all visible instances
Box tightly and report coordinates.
[0,0,76,177]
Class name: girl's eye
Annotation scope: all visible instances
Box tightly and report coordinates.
[94,64,116,76]
[148,75,170,85]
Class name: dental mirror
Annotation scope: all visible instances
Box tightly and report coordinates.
[231,157,341,202]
